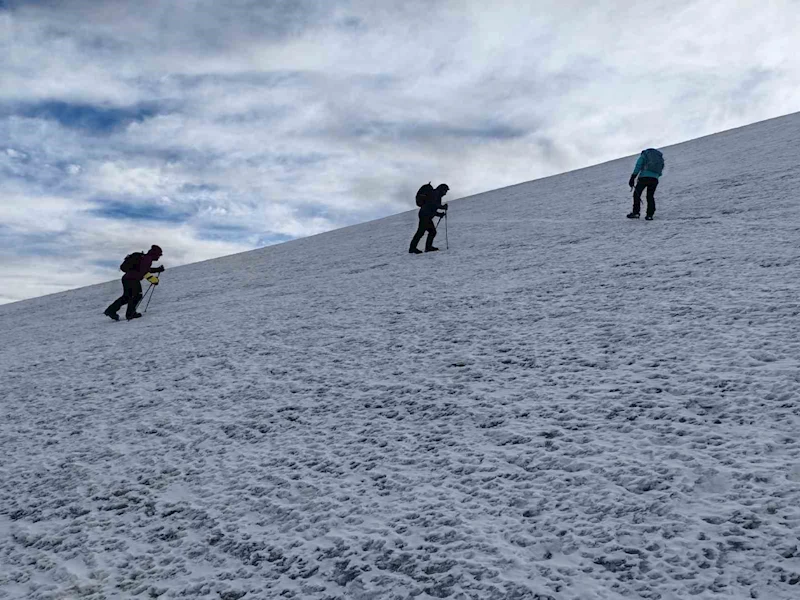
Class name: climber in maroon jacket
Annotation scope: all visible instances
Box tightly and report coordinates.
[104,245,164,321]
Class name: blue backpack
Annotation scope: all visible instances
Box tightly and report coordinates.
[642,148,664,176]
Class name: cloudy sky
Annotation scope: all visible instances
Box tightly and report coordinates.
[1,0,798,304]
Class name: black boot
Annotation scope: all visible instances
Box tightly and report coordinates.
[127,312,143,321]
[645,215,653,221]
[626,212,640,219]
[104,309,119,321]
[409,247,422,254]
[425,247,439,252]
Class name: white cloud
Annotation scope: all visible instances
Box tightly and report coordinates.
[86,161,185,197]
[0,192,90,232]
[1,0,800,304]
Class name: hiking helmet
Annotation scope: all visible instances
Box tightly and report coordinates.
[149,244,163,256]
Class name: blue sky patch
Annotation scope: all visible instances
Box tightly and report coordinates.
[197,224,254,244]
[255,233,294,246]
[14,101,161,134]
[346,120,528,142]
[89,200,193,223]
[173,70,311,90]
[180,183,222,194]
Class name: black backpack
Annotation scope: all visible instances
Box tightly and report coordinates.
[120,251,144,273]
[416,182,433,207]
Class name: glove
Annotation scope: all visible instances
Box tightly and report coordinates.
[154,265,165,273]
[443,203,449,211]
[628,175,636,188]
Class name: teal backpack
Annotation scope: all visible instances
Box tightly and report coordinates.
[642,149,664,176]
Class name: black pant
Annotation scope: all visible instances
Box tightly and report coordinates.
[633,177,658,216]
[106,278,142,319]
[410,215,437,250]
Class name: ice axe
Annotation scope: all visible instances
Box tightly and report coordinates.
[436,208,449,250]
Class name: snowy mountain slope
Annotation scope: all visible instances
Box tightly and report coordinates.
[2,112,800,600]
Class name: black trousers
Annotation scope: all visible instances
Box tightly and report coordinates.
[633,177,658,216]
[410,216,437,250]
[106,278,142,319]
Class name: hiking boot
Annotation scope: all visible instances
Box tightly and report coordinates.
[626,213,640,219]
[409,247,423,254]
[425,247,439,252]
[645,215,653,221]
[127,312,143,321]
[104,309,119,321]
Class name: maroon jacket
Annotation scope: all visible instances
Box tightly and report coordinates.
[122,252,158,281]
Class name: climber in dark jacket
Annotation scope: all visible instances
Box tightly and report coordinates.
[104,245,164,321]
[409,184,449,254]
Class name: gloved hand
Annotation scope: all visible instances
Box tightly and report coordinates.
[628,175,636,188]
[443,203,449,211]
[154,265,165,273]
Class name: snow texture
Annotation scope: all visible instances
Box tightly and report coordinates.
[2,113,800,600]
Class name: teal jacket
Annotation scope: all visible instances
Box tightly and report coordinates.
[632,151,663,179]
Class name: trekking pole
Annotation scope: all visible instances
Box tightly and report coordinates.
[135,283,154,312]
[143,272,162,313]
[143,283,156,313]
[445,211,448,250]
[139,272,162,313]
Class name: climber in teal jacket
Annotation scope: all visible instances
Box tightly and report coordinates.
[627,148,664,220]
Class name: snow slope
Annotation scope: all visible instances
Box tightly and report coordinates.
[2,112,800,600]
